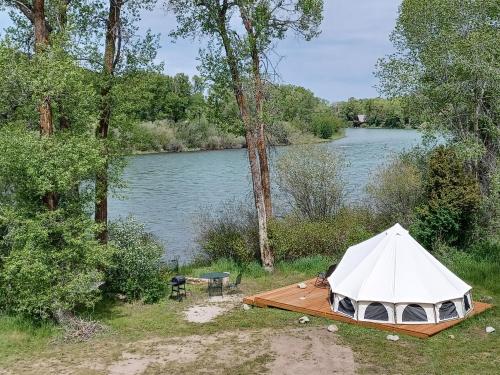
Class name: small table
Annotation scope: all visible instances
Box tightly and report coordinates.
[200,272,228,297]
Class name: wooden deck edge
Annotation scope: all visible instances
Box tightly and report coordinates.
[253,296,430,338]
[244,290,493,339]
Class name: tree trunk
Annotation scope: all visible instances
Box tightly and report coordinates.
[34,0,57,210]
[240,9,272,218]
[95,0,120,244]
[217,4,274,270]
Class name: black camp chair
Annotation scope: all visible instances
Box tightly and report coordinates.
[227,273,242,293]
[315,264,337,287]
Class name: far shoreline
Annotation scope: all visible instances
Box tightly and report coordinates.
[129,128,347,156]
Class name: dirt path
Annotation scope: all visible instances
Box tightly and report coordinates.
[3,328,356,375]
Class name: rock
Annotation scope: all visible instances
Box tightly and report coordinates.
[449,334,455,339]
[386,334,400,341]
[299,297,306,300]
[242,304,251,311]
[297,282,307,289]
[485,326,495,333]
[327,324,338,333]
[298,316,310,324]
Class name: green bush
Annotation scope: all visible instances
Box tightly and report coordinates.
[275,146,346,220]
[411,146,482,249]
[365,157,424,228]
[197,202,258,266]
[107,218,166,303]
[312,113,342,139]
[0,212,109,321]
[269,209,374,261]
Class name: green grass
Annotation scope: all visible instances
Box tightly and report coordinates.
[0,254,498,374]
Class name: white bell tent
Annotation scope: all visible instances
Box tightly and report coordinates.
[327,224,473,324]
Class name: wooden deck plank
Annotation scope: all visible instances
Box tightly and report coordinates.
[244,280,493,339]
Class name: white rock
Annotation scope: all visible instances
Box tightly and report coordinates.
[242,304,251,311]
[299,297,306,300]
[485,326,495,333]
[297,282,307,289]
[327,324,338,333]
[386,334,400,341]
[298,316,310,324]
[449,334,455,339]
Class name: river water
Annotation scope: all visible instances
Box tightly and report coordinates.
[109,128,422,262]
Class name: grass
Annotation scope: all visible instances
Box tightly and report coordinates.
[0,253,498,374]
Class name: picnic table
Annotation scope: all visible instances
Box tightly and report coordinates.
[200,272,228,297]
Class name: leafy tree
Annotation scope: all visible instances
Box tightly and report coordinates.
[411,146,482,249]
[0,125,109,320]
[168,0,324,270]
[312,112,341,139]
[377,0,499,192]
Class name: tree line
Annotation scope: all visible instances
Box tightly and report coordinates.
[333,97,417,129]
[116,71,342,152]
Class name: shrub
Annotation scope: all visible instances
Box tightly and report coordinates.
[267,121,296,145]
[269,209,374,261]
[275,146,346,220]
[0,212,109,321]
[107,218,166,303]
[411,146,482,249]
[312,113,342,139]
[365,157,424,228]
[197,202,258,266]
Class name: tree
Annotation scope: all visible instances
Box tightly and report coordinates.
[237,0,323,217]
[90,0,158,243]
[168,0,323,270]
[169,0,274,269]
[411,146,482,249]
[377,0,499,193]
[0,0,58,208]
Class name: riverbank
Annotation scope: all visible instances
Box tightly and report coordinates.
[131,128,346,155]
[0,253,497,374]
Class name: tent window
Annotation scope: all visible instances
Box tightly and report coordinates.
[338,297,355,317]
[364,302,389,321]
[439,301,458,320]
[464,294,471,312]
[402,304,427,322]
[329,290,334,305]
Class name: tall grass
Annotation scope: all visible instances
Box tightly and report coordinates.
[0,315,57,357]
[447,252,500,295]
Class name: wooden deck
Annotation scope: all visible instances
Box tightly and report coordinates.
[243,279,493,338]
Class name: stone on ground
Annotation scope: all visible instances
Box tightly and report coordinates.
[485,326,495,333]
[297,282,307,289]
[298,316,310,324]
[327,324,338,333]
[449,334,455,339]
[386,334,400,341]
[242,303,251,311]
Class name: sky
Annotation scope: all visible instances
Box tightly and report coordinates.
[0,1,401,102]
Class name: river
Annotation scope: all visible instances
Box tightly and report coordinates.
[109,128,422,262]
